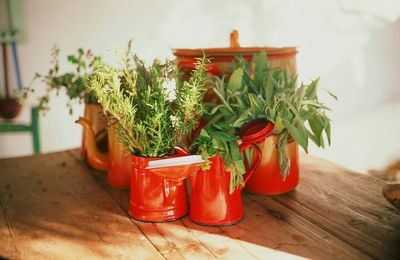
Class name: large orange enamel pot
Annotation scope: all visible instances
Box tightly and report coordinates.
[129,149,191,222]
[240,120,299,195]
[173,30,297,103]
[188,143,261,226]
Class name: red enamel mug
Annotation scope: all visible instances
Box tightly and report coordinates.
[188,142,261,226]
[240,119,300,195]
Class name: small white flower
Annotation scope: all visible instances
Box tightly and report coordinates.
[163,79,176,101]
[170,115,177,127]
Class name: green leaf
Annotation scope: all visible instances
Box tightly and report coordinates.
[324,117,331,145]
[308,116,324,146]
[212,130,236,142]
[232,110,251,128]
[277,133,290,180]
[325,89,338,101]
[305,78,320,100]
[253,52,268,86]
[67,55,79,64]
[283,118,308,153]
[209,104,225,115]
[227,68,243,92]
[248,93,263,115]
[264,74,274,103]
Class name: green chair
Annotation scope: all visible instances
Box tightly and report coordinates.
[0,107,41,153]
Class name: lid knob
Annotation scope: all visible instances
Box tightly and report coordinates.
[230,29,240,48]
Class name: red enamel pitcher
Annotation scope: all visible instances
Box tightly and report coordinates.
[129,148,192,222]
[240,119,300,195]
[188,143,261,226]
[76,118,131,189]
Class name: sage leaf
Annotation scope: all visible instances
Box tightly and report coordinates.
[305,78,320,99]
[228,68,243,92]
[278,133,290,180]
[283,118,308,153]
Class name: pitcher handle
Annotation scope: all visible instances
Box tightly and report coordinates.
[239,143,262,185]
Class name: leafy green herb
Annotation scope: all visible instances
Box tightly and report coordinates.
[23,45,101,114]
[196,51,334,181]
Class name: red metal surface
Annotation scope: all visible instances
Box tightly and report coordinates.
[246,136,299,195]
[239,119,275,144]
[188,143,261,226]
[177,60,221,75]
[240,119,299,195]
[175,47,297,77]
[129,153,188,222]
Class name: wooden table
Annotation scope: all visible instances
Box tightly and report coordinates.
[1,150,399,259]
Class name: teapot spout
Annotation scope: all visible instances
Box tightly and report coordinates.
[76,117,110,171]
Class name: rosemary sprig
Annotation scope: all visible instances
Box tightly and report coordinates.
[88,47,208,158]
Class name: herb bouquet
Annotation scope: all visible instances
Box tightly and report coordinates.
[88,50,208,222]
[193,51,334,195]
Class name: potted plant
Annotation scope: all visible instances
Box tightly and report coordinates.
[188,68,265,226]
[206,51,334,195]
[23,46,106,157]
[0,41,22,120]
[87,49,208,222]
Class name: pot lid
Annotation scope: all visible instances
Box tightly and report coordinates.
[173,30,297,57]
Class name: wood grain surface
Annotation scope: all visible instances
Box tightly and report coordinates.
[1,149,399,259]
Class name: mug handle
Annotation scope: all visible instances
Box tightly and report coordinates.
[239,142,262,185]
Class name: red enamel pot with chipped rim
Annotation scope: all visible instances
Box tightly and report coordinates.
[240,120,300,195]
[129,149,189,222]
[188,142,261,226]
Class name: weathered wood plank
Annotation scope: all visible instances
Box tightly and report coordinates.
[3,149,400,259]
[0,151,163,259]
[269,154,400,259]
[68,149,221,260]
[68,149,370,259]
[69,149,298,259]
[223,194,369,259]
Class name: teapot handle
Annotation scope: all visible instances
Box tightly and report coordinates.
[239,142,262,185]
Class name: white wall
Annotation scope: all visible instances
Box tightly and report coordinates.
[1,0,400,173]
